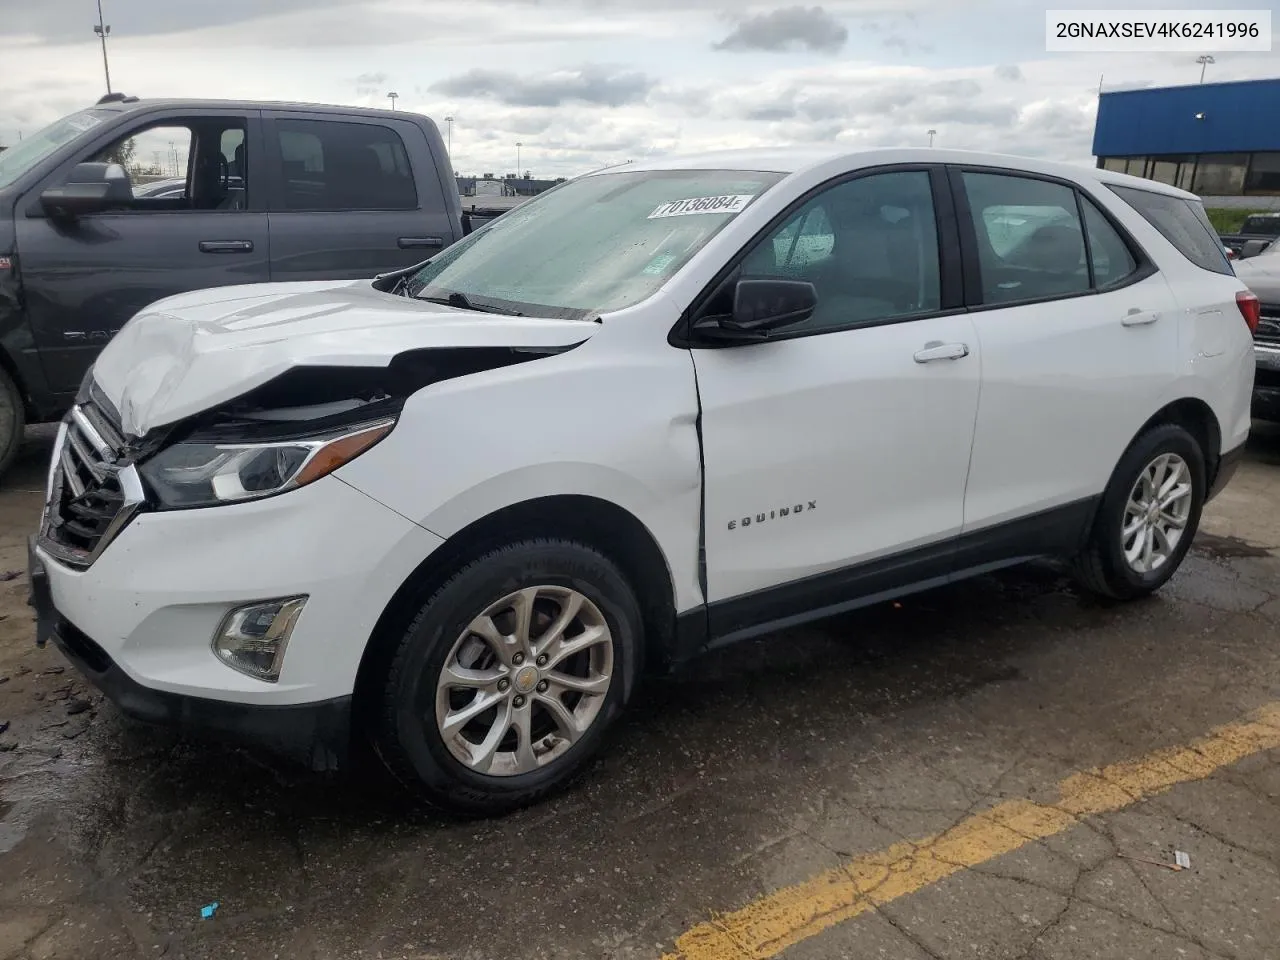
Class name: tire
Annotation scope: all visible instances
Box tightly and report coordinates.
[371,538,643,816]
[0,367,25,482]
[1073,423,1206,600]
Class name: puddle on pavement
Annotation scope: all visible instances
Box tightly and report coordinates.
[1192,532,1273,559]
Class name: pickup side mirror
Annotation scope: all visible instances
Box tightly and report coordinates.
[40,162,133,220]
[1239,239,1274,260]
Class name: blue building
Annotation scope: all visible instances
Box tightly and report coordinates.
[1093,78,1280,200]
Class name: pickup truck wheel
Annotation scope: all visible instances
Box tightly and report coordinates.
[0,368,26,481]
[372,538,642,816]
[1072,423,1205,600]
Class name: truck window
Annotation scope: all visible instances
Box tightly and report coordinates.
[1241,216,1280,237]
[0,109,112,189]
[274,119,417,212]
[85,118,250,212]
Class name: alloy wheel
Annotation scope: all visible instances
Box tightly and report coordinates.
[1122,453,1193,574]
[434,585,614,776]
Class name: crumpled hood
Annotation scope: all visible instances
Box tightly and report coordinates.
[91,279,594,437]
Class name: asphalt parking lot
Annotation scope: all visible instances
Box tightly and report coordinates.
[3,425,1280,960]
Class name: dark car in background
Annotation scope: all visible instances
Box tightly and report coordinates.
[0,94,494,477]
[1220,212,1280,260]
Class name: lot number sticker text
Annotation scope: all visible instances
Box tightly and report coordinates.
[648,195,756,219]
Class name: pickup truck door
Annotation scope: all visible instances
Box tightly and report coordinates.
[690,167,981,640]
[14,109,269,396]
[262,112,461,282]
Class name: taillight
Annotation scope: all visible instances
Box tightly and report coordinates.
[1237,290,1261,334]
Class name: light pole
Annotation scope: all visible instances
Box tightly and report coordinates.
[387,91,399,110]
[93,0,112,96]
[444,116,454,155]
[516,141,523,176]
[927,129,936,147]
[1197,55,1215,83]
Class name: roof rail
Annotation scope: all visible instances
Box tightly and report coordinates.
[96,92,139,105]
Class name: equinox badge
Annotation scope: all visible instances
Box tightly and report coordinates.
[728,501,817,530]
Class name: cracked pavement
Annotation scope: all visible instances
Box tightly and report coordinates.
[2,424,1280,959]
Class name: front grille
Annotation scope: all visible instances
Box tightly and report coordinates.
[41,401,138,568]
[1257,306,1280,347]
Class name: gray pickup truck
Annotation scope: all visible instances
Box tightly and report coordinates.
[0,94,495,478]
[1220,212,1280,260]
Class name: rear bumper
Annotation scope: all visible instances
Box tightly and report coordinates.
[1208,443,1246,502]
[29,537,351,771]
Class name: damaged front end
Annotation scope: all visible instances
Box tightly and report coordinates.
[38,344,581,568]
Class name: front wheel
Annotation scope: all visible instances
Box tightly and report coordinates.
[372,539,642,816]
[0,367,26,482]
[1073,423,1206,600]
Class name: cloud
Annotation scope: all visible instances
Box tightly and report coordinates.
[431,66,655,108]
[714,6,849,54]
[353,72,389,96]
[995,64,1023,82]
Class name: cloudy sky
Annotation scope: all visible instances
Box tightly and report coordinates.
[2,0,1278,178]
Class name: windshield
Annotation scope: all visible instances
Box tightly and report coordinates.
[0,109,109,190]
[408,168,786,317]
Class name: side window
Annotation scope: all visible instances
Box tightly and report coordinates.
[87,119,249,212]
[1080,196,1138,289]
[1108,185,1232,277]
[963,172,1089,303]
[274,119,417,212]
[739,170,941,332]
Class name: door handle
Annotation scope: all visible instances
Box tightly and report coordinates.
[398,236,445,250]
[914,341,970,363]
[1121,308,1159,326]
[198,240,254,254]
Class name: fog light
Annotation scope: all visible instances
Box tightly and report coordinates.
[212,597,307,682]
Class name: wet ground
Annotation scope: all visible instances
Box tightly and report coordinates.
[2,424,1280,959]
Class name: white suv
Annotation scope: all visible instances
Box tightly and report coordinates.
[29,148,1257,814]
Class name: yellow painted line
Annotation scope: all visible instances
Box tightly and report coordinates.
[662,703,1280,960]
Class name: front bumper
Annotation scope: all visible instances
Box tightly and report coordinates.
[1253,343,1280,420]
[29,474,444,767]
[31,539,351,769]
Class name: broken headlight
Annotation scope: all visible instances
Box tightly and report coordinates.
[138,419,395,509]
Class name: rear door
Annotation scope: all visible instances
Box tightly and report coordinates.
[15,109,268,395]
[952,167,1182,537]
[263,113,457,281]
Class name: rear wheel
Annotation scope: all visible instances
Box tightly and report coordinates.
[1073,423,1206,600]
[0,367,25,481]
[372,539,642,816]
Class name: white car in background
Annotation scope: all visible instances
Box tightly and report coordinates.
[30,147,1256,814]
[1232,250,1280,418]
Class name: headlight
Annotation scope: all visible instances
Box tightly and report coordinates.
[138,419,394,509]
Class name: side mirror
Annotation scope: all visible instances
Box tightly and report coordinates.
[722,278,817,333]
[40,162,132,220]
[1240,239,1273,260]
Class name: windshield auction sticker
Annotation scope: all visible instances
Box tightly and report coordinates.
[648,195,756,219]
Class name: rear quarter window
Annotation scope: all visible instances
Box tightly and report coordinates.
[1107,184,1232,276]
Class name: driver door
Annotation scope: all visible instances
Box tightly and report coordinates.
[15,110,268,395]
[690,166,983,638]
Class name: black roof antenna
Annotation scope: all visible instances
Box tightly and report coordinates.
[96,92,139,104]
